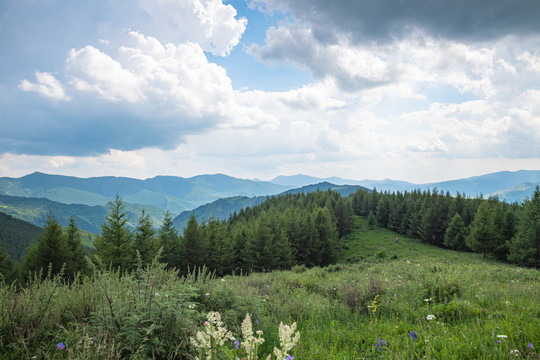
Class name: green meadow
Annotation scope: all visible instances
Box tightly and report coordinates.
[1,217,538,359]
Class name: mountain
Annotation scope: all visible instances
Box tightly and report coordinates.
[0,212,42,261]
[0,194,167,235]
[271,170,540,202]
[487,182,540,203]
[172,182,368,231]
[0,172,291,213]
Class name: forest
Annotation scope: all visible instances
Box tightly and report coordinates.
[1,185,539,284]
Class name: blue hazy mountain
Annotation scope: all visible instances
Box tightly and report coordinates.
[0,172,291,214]
[272,170,540,202]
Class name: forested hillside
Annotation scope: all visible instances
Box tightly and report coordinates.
[0,212,41,261]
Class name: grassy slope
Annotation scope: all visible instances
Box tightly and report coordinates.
[201,216,539,359]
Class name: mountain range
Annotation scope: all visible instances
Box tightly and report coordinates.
[271,170,540,202]
[0,170,539,234]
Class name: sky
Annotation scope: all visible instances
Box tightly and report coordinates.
[0,0,539,183]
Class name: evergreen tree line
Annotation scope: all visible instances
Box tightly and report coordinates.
[351,186,540,267]
[0,191,353,282]
[2,185,537,284]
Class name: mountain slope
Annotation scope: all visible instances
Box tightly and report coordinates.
[0,212,42,261]
[172,182,368,231]
[0,194,167,235]
[0,172,291,213]
[272,170,540,202]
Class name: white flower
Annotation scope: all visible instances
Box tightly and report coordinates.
[205,293,210,296]
[427,315,436,321]
[221,278,226,282]
[497,335,508,338]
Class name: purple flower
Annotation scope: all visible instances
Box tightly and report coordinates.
[286,356,294,360]
[528,343,534,349]
[410,331,417,341]
[256,319,259,325]
[234,340,239,350]
[497,340,501,344]
[56,342,65,350]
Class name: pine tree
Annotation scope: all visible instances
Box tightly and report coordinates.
[314,207,338,266]
[444,213,468,251]
[184,213,207,270]
[508,186,540,267]
[367,210,377,230]
[65,216,86,277]
[0,247,17,283]
[466,201,495,258]
[246,212,276,271]
[134,210,157,265]
[94,195,134,270]
[158,211,181,268]
[22,213,71,279]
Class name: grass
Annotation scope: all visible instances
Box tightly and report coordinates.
[1,216,538,359]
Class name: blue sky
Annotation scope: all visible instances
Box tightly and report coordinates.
[0,0,539,183]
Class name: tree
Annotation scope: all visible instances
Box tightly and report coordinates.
[0,247,17,283]
[158,211,182,268]
[65,216,86,277]
[466,201,495,258]
[134,210,157,265]
[245,212,276,271]
[94,195,134,270]
[183,213,207,270]
[508,186,540,267]
[444,213,468,251]
[22,213,71,279]
[367,210,377,230]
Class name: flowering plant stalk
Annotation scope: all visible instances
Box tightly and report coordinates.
[193,312,300,360]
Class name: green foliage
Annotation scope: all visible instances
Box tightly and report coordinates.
[133,209,158,265]
[444,213,468,251]
[508,186,540,267]
[22,213,72,280]
[93,195,134,270]
[0,211,42,261]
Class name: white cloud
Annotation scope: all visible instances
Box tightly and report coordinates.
[137,0,247,56]
[19,72,70,101]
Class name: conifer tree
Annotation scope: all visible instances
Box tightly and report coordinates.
[466,201,495,258]
[0,247,17,283]
[508,186,540,267]
[134,210,157,265]
[246,212,276,271]
[367,210,377,230]
[158,211,181,268]
[65,216,86,277]
[94,195,134,270]
[444,213,468,251]
[22,213,71,279]
[184,213,207,270]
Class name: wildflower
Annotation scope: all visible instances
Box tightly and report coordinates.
[410,331,417,341]
[234,339,240,350]
[509,349,520,356]
[256,319,259,325]
[528,343,534,349]
[273,321,300,360]
[497,340,501,344]
[56,342,65,350]
[189,304,197,309]
[205,293,210,296]
[426,315,436,321]
[221,278,226,282]
[497,335,508,339]
[190,312,232,359]
[286,356,294,360]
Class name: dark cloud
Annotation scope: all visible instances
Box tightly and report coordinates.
[0,94,217,156]
[260,0,540,43]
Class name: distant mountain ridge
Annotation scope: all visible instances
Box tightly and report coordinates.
[0,172,291,214]
[271,170,540,202]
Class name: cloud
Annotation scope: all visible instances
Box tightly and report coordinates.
[250,0,540,43]
[19,72,70,101]
[137,0,247,56]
